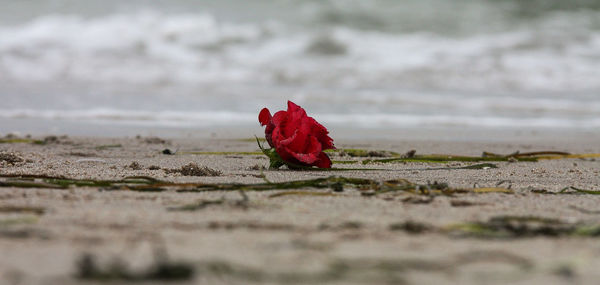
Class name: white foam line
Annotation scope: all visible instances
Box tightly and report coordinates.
[1,108,598,129]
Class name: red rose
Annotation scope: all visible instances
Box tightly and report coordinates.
[259,101,335,168]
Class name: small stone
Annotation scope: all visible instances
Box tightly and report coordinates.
[128,162,142,170]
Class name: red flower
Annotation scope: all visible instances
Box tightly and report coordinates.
[259,101,335,168]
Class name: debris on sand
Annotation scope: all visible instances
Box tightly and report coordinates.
[165,163,221,176]
[139,136,170,144]
[0,152,24,165]
[42,135,70,144]
[76,253,194,281]
[128,161,143,170]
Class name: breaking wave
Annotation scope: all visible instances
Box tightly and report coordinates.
[1,10,599,92]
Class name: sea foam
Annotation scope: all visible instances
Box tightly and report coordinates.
[1,10,599,91]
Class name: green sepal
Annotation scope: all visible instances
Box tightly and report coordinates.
[256,136,285,169]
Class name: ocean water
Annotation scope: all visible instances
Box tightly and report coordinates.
[0,0,599,136]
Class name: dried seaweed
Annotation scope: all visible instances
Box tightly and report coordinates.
[0,174,163,191]
[173,145,599,169]
[532,186,600,195]
[95,144,122,150]
[0,138,44,144]
[447,163,498,170]
[364,151,600,164]
[560,186,600,195]
[0,173,515,196]
[332,148,400,157]
[445,216,600,238]
[176,177,513,196]
[363,154,537,164]
[470,187,512,194]
[268,191,340,198]
[387,216,600,239]
[178,151,264,155]
[206,221,294,231]
[484,151,600,160]
[538,153,600,160]
[0,205,45,215]
[482,151,570,158]
[0,216,38,227]
[176,176,377,193]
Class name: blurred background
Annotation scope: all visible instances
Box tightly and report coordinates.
[0,0,599,138]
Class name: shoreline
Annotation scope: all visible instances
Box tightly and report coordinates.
[2,117,599,142]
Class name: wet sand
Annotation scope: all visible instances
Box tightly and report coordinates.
[0,134,599,284]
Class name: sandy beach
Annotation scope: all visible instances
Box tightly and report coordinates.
[2,0,600,283]
[0,133,599,284]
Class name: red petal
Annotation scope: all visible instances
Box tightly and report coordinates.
[274,144,295,163]
[278,128,298,147]
[285,148,319,164]
[258,108,272,126]
[306,117,334,150]
[272,111,287,126]
[264,124,275,147]
[271,126,286,148]
[288,101,334,150]
[288,101,307,120]
[287,101,303,113]
[315,152,332,168]
[286,134,322,164]
[282,102,305,137]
